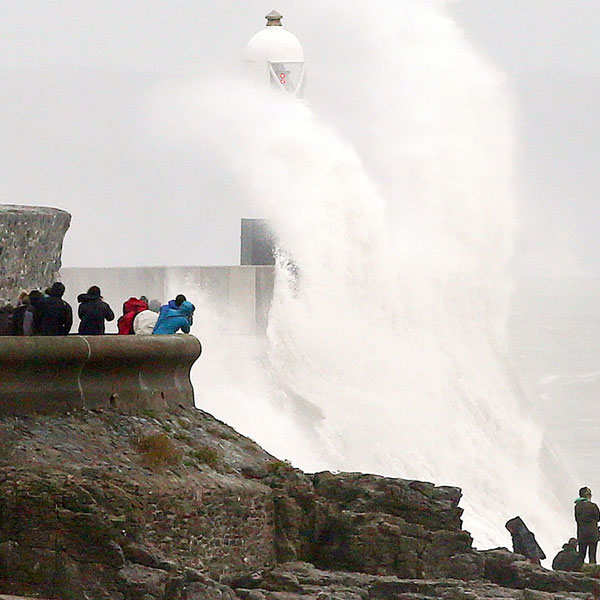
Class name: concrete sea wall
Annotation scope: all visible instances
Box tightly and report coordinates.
[0,334,201,415]
[0,205,70,303]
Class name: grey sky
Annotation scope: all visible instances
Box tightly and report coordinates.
[0,1,598,273]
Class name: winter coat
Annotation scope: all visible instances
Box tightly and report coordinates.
[0,309,13,336]
[505,517,546,560]
[11,304,28,335]
[575,498,600,543]
[23,295,44,336]
[36,296,73,336]
[153,301,194,335]
[552,544,583,571]
[117,297,148,335]
[23,307,35,335]
[78,293,115,335]
[133,310,159,335]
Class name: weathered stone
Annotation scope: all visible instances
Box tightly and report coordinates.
[0,205,70,303]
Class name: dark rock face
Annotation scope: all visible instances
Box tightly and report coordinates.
[0,407,598,600]
[263,469,472,579]
[0,204,70,303]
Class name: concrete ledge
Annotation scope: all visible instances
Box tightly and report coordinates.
[0,335,201,415]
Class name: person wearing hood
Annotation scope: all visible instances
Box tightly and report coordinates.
[78,286,115,335]
[35,282,72,336]
[11,291,29,335]
[133,299,161,335]
[153,300,194,335]
[117,297,148,335]
[552,538,583,572]
[0,303,14,335]
[505,516,545,565]
[575,486,600,564]
[23,290,43,335]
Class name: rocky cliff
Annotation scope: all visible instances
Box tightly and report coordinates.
[0,405,597,600]
[0,205,70,303]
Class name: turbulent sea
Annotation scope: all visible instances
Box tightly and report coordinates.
[509,276,600,498]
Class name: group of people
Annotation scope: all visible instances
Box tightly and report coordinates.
[506,486,600,572]
[0,283,195,337]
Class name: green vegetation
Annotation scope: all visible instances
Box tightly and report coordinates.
[266,459,294,476]
[135,433,181,468]
[190,446,220,469]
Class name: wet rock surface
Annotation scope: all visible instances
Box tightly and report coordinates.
[0,406,597,599]
[0,205,70,303]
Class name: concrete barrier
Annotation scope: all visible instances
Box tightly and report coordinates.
[0,335,201,416]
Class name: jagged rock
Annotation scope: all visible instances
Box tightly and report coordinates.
[482,548,597,593]
[0,408,598,600]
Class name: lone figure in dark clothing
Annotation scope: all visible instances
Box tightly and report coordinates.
[77,286,114,335]
[552,537,583,572]
[575,486,600,564]
[505,516,546,565]
[36,282,72,336]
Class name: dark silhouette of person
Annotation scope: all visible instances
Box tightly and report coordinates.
[575,486,600,564]
[35,282,72,335]
[552,537,583,572]
[505,516,546,565]
[77,286,115,335]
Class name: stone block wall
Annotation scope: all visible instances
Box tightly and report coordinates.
[0,205,70,303]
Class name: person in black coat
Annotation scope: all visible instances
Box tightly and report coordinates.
[505,516,546,565]
[575,486,600,564]
[77,286,114,335]
[35,282,72,336]
[552,538,583,572]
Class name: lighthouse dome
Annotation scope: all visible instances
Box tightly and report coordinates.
[244,11,304,64]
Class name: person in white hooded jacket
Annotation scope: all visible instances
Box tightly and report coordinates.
[133,299,161,335]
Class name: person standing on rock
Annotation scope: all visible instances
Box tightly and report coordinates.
[505,516,546,565]
[575,486,600,564]
[77,286,115,335]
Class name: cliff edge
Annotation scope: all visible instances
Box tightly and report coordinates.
[0,405,597,599]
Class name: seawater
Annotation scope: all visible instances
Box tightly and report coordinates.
[150,0,575,558]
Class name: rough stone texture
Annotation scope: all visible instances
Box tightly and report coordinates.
[0,335,201,415]
[0,407,598,599]
[0,204,70,303]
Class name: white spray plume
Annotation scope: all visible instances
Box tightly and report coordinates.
[150,0,571,554]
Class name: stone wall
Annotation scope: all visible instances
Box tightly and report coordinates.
[0,205,70,303]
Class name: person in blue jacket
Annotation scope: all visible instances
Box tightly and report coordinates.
[153,299,195,335]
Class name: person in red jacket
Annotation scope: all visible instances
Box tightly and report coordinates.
[117,297,148,335]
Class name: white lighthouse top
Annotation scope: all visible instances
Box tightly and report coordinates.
[244,10,304,64]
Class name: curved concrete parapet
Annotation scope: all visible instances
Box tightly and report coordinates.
[0,334,201,416]
[0,205,71,303]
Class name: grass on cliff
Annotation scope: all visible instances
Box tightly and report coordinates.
[190,446,220,469]
[135,433,181,468]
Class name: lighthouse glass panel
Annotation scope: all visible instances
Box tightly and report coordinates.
[269,62,304,95]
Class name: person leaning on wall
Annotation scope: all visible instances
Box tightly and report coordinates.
[35,282,72,335]
[133,299,161,335]
[77,286,115,335]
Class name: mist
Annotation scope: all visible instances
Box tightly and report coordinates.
[0,1,598,274]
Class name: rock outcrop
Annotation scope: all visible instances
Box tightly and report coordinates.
[0,405,597,600]
[0,205,70,303]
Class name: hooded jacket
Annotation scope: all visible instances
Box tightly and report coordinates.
[78,293,115,335]
[552,542,583,571]
[505,516,546,560]
[117,297,148,335]
[575,497,600,543]
[153,301,194,335]
[36,283,72,336]
[0,307,13,336]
